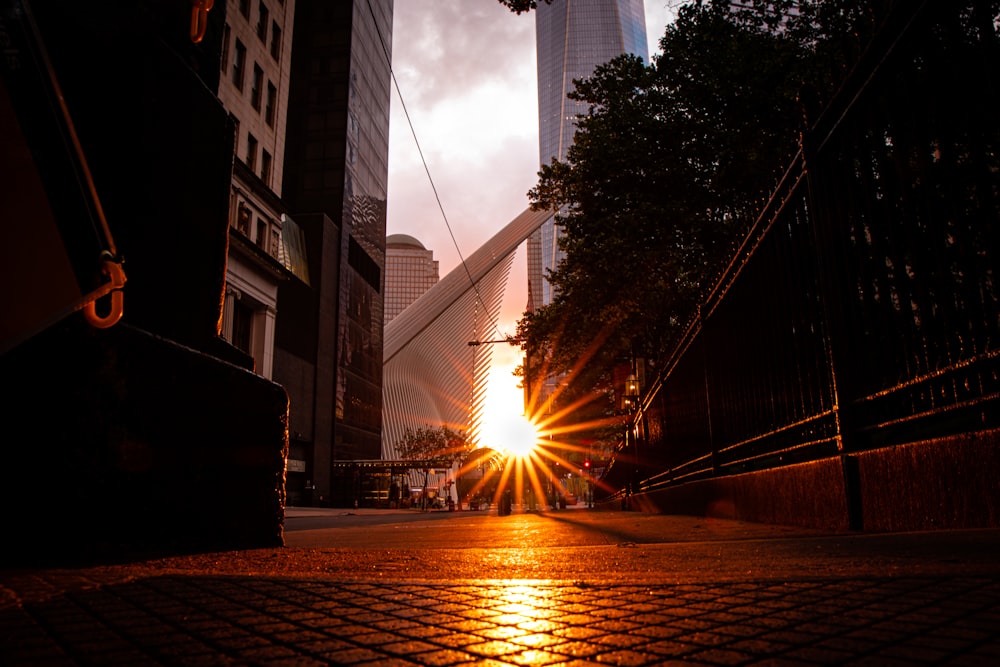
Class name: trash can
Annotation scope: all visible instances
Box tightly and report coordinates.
[499,489,512,516]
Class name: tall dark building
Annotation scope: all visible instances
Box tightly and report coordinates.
[276,0,393,506]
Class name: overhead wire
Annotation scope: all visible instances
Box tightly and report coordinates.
[366,0,510,342]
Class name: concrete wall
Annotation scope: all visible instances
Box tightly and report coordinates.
[855,430,1000,532]
[629,428,1000,533]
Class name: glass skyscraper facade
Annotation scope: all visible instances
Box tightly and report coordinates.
[529,0,648,307]
[277,0,393,505]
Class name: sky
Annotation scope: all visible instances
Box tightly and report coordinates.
[385,1,679,448]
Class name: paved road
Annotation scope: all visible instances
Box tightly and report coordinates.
[3,507,999,665]
[282,506,1000,583]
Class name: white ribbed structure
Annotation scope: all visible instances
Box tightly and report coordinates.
[382,207,551,458]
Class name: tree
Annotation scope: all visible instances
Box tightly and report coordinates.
[496,0,552,15]
[395,425,470,465]
[516,1,885,443]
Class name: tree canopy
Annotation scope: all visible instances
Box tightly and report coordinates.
[395,425,470,465]
[496,0,552,15]
[515,0,906,447]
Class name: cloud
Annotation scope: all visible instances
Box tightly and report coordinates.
[391,2,536,112]
[387,0,539,277]
[386,0,678,302]
[384,1,679,420]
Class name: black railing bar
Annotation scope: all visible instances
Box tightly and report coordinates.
[640,436,837,492]
[636,162,810,419]
[640,465,715,491]
[713,409,838,455]
[853,347,1000,404]
[636,312,705,417]
[853,392,1000,435]
[702,153,808,317]
[642,454,714,486]
[642,348,998,484]
[649,452,713,478]
[810,0,932,158]
[640,437,838,491]
[718,437,840,470]
[640,467,712,490]
[639,466,714,492]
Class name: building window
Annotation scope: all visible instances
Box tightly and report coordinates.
[257,2,269,42]
[348,236,381,291]
[237,202,251,235]
[232,39,246,91]
[239,0,250,19]
[261,149,272,186]
[256,218,267,250]
[246,133,257,170]
[220,24,230,72]
[270,21,281,60]
[251,63,263,110]
[232,299,253,355]
[265,81,276,126]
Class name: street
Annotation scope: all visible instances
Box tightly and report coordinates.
[3,507,1000,665]
[281,506,1000,585]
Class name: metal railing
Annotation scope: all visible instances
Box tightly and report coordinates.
[624,0,1000,497]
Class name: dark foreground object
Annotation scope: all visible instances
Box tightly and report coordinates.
[1,1,288,564]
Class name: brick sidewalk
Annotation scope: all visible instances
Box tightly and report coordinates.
[4,572,999,665]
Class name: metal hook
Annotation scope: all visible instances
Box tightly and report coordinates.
[190,0,215,44]
[83,254,126,329]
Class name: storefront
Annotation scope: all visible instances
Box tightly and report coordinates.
[329,460,436,508]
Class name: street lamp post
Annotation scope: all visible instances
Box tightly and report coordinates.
[623,372,640,511]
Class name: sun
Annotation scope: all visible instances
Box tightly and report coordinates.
[480,402,542,460]
[477,343,544,459]
[497,414,542,459]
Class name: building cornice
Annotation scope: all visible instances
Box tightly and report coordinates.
[228,228,295,282]
[233,158,287,216]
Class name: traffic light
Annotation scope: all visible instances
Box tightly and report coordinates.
[583,459,591,471]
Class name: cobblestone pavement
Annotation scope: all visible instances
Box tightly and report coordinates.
[3,573,1000,665]
[3,511,1000,665]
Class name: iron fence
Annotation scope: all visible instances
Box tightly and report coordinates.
[631,0,1000,498]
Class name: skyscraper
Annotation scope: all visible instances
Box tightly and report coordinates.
[276,0,394,506]
[529,0,648,308]
[384,234,440,323]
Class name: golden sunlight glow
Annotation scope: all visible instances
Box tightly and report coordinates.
[478,350,543,459]
[495,413,541,459]
[460,312,624,511]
